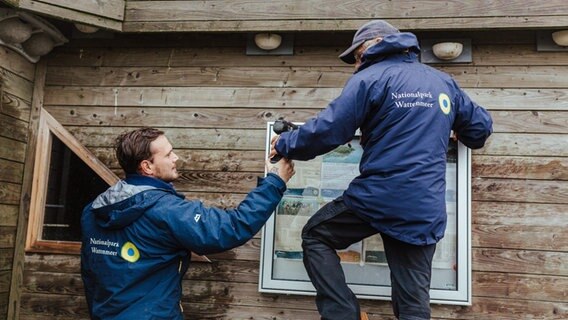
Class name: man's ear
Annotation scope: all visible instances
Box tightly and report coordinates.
[139,159,153,176]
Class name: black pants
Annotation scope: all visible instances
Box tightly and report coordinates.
[301,198,436,320]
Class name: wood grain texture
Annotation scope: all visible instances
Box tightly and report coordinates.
[0,227,16,249]
[474,272,568,302]
[473,249,567,276]
[44,66,353,88]
[0,114,28,142]
[473,156,568,180]
[125,0,567,21]
[48,44,568,68]
[1,92,32,122]
[43,85,341,108]
[0,158,24,184]
[20,248,568,282]
[0,270,11,292]
[0,249,14,270]
[17,0,123,30]
[0,48,35,82]
[0,44,33,320]
[27,0,125,20]
[44,105,318,129]
[472,178,568,204]
[473,224,568,251]
[0,183,22,205]
[41,85,568,111]
[92,147,265,172]
[18,277,568,319]
[41,65,568,89]
[490,111,568,133]
[123,16,568,32]
[7,60,39,320]
[0,205,19,227]
[67,126,265,150]
[1,69,33,103]
[473,201,568,227]
[16,30,568,320]
[474,133,568,157]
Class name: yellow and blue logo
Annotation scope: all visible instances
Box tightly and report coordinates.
[121,241,140,263]
[438,93,451,115]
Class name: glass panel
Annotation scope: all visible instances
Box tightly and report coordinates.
[42,134,108,241]
[271,139,458,287]
[431,139,458,290]
[260,122,471,304]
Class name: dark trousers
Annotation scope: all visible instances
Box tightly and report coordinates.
[301,198,436,320]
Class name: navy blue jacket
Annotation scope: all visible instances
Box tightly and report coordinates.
[275,32,492,245]
[81,173,286,319]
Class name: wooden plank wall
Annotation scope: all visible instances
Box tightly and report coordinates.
[11,0,124,31]
[0,47,35,319]
[123,0,568,32]
[17,29,568,319]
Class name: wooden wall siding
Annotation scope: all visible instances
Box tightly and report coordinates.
[16,30,567,319]
[0,48,34,319]
[7,0,124,31]
[123,0,568,32]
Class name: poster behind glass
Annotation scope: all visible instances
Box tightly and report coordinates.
[260,122,471,305]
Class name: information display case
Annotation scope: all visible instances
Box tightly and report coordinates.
[259,122,472,305]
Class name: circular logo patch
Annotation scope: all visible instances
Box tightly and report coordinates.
[121,241,140,263]
[438,93,451,115]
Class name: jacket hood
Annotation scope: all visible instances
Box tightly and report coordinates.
[90,175,180,229]
[357,32,420,72]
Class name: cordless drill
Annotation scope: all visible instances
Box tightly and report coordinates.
[270,120,298,163]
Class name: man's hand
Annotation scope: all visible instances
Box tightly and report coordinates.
[265,157,295,183]
[269,134,280,159]
[450,130,458,142]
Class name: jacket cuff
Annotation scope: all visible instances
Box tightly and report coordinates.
[260,173,287,193]
[274,134,288,157]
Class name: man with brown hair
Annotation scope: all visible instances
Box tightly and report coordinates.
[81,127,294,319]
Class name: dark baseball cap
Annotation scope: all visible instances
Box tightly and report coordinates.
[339,20,400,64]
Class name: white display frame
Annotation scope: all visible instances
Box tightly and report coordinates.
[260,122,472,305]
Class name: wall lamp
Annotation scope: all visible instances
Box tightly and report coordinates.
[254,33,282,50]
[420,39,472,64]
[246,32,293,55]
[74,23,100,34]
[552,30,568,47]
[0,8,67,63]
[432,42,463,60]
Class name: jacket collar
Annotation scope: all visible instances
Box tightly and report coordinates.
[125,174,177,193]
[356,32,420,73]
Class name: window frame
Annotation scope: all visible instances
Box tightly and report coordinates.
[25,108,118,254]
[259,122,472,305]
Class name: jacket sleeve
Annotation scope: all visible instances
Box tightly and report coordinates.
[452,82,493,149]
[275,76,370,160]
[161,173,286,255]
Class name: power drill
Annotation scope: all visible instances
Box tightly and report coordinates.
[270,120,298,163]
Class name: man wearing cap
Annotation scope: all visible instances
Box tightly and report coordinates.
[269,20,493,320]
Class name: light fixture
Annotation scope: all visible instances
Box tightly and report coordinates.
[432,42,463,60]
[22,32,55,56]
[0,8,67,63]
[0,17,32,44]
[552,30,568,47]
[246,33,293,56]
[75,23,100,34]
[254,33,282,51]
[420,38,471,64]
